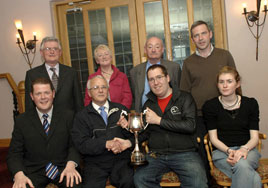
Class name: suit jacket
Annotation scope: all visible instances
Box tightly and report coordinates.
[130,59,181,112]
[7,108,80,177]
[25,63,83,113]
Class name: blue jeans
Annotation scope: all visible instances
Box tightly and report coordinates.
[213,147,262,188]
[134,151,208,188]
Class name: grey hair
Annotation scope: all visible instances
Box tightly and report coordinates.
[40,36,62,50]
[87,75,108,89]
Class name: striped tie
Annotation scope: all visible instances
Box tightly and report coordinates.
[50,67,58,91]
[42,114,50,135]
[45,162,59,180]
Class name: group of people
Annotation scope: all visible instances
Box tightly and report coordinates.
[7,20,262,188]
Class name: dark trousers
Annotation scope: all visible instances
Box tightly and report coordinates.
[82,158,134,188]
[196,116,212,187]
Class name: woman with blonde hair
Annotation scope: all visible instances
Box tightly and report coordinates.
[84,44,132,109]
[202,66,261,188]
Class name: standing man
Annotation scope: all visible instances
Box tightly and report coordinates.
[133,64,207,188]
[25,36,83,113]
[130,36,181,112]
[180,20,236,182]
[72,75,134,188]
[7,77,81,188]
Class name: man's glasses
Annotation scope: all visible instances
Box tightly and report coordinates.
[43,47,60,52]
[89,85,108,91]
[148,75,165,83]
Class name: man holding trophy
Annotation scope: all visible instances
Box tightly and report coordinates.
[71,75,135,188]
[133,64,208,188]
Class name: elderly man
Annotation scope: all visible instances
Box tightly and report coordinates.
[72,75,134,188]
[133,64,207,188]
[7,77,81,188]
[130,36,181,112]
[25,36,83,113]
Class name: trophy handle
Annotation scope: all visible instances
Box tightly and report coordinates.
[141,110,149,130]
[120,110,130,131]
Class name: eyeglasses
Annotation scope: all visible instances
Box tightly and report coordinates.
[89,85,108,91]
[43,47,60,52]
[148,75,166,83]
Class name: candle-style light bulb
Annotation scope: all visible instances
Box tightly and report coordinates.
[264,0,267,11]
[14,20,23,30]
[16,34,20,43]
[242,3,247,14]
[33,32,37,41]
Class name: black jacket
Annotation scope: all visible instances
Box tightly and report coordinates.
[72,101,132,163]
[140,88,198,154]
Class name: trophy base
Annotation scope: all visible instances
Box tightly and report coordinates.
[130,160,148,166]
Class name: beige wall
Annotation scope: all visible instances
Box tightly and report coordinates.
[225,0,268,157]
[0,0,53,138]
[0,0,267,157]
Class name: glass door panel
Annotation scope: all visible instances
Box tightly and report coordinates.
[88,9,108,71]
[193,0,215,44]
[168,0,190,68]
[111,6,133,77]
[144,1,166,59]
[66,12,88,96]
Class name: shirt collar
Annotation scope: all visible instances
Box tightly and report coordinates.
[36,106,53,121]
[195,44,214,58]
[92,100,109,112]
[45,63,59,73]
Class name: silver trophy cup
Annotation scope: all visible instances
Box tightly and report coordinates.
[121,110,148,166]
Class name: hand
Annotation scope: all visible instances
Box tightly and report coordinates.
[233,147,248,162]
[117,116,129,129]
[13,171,34,188]
[106,140,121,153]
[113,137,132,152]
[59,161,82,187]
[145,107,161,125]
[226,149,236,166]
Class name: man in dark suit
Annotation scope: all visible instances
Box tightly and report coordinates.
[7,77,81,188]
[25,36,83,113]
[130,36,181,112]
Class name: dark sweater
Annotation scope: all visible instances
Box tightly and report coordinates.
[180,48,236,115]
[202,96,259,147]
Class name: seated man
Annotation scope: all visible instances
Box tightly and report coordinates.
[133,64,208,188]
[72,75,134,188]
[7,77,81,188]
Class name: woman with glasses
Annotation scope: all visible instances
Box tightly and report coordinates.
[202,66,261,188]
[84,44,132,109]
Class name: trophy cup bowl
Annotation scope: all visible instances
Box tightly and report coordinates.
[121,111,148,166]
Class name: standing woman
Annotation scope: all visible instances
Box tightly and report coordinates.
[202,66,262,188]
[84,44,132,109]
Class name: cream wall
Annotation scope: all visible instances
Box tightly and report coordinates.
[225,0,268,157]
[0,0,267,157]
[0,0,53,138]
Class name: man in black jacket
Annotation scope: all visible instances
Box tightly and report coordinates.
[133,64,208,188]
[72,75,134,188]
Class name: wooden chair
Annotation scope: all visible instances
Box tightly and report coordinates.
[204,133,268,188]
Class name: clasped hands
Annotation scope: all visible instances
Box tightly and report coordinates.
[106,138,131,154]
[226,148,248,166]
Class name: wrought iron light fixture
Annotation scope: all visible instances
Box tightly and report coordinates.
[242,0,267,61]
[14,20,38,69]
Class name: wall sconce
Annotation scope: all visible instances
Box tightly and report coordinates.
[242,0,267,61]
[15,20,38,69]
